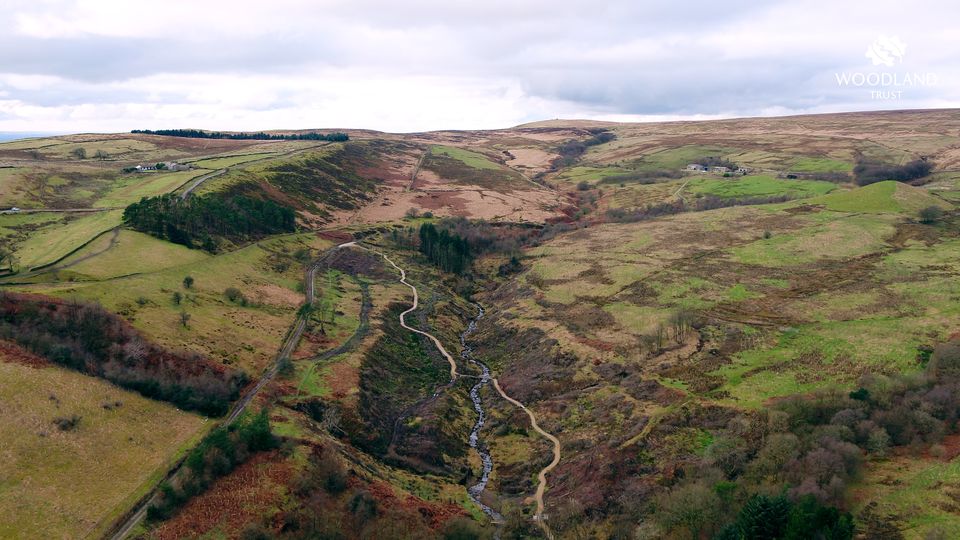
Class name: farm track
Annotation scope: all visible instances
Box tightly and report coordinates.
[44,227,121,273]
[295,276,372,399]
[179,168,226,199]
[8,207,120,214]
[104,241,351,540]
[355,244,560,536]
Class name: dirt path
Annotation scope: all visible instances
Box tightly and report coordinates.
[672,179,690,202]
[355,244,560,535]
[179,168,227,199]
[361,246,459,380]
[6,207,120,214]
[39,226,121,274]
[105,242,350,540]
[491,378,561,539]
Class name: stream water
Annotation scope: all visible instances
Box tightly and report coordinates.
[461,304,504,523]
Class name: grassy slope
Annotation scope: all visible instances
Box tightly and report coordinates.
[687,175,837,199]
[0,354,205,539]
[14,210,124,270]
[809,180,948,214]
[93,170,208,207]
[52,229,210,280]
[504,181,957,424]
[13,233,330,374]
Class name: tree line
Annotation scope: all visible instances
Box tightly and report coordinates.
[854,157,933,186]
[123,193,296,251]
[132,129,349,141]
[417,223,471,275]
[0,292,245,416]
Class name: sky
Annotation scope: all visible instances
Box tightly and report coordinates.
[1,0,958,133]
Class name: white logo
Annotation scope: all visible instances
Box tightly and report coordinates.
[865,35,906,67]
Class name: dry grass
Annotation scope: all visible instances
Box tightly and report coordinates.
[0,346,206,540]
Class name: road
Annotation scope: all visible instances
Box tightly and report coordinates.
[3,207,119,214]
[179,168,227,199]
[354,244,560,536]
[105,241,351,540]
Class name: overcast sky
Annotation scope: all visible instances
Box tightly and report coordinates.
[1,0,958,133]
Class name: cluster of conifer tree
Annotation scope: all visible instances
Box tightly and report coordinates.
[417,223,471,274]
[123,193,295,250]
[131,129,349,141]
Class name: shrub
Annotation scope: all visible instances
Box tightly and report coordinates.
[919,205,944,224]
[53,414,81,431]
[224,287,246,304]
[928,341,960,381]
[443,517,486,540]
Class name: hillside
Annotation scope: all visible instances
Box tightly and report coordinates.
[3,109,960,539]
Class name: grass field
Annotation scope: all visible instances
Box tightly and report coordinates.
[0,212,61,240]
[0,350,206,540]
[632,145,738,171]
[51,230,210,280]
[505,182,958,414]
[788,156,854,173]
[189,152,278,169]
[429,145,503,170]
[809,180,951,215]
[13,210,123,270]
[854,449,960,539]
[36,138,158,160]
[93,170,208,207]
[687,175,837,199]
[14,233,330,374]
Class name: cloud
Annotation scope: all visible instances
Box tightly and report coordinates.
[0,0,957,131]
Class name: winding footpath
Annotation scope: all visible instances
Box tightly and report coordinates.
[492,378,561,540]
[355,244,560,537]
[362,246,459,381]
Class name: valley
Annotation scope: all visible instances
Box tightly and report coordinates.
[4,109,960,539]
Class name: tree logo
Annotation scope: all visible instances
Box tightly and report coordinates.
[865,35,906,67]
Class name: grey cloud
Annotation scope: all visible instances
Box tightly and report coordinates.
[0,0,958,130]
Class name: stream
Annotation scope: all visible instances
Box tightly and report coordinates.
[461,304,504,523]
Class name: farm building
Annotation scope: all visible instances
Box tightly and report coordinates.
[686,164,708,172]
